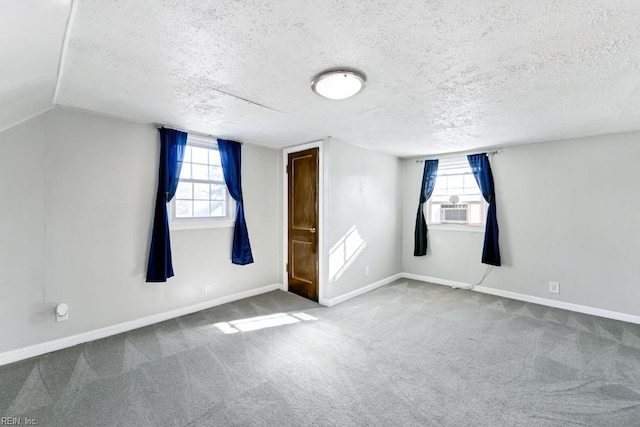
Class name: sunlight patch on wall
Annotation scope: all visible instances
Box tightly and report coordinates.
[329,225,367,281]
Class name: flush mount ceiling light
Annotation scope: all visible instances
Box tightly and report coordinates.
[311,70,366,100]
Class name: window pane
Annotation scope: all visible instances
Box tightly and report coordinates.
[468,203,483,225]
[194,183,209,200]
[176,200,192,218]
[209,150,222,166]
[432,195,449,203]
[448,175,463,189]
[209,165,224,181]
[193,201,210,217]
[460,194,483,203]
[464,174,478,189]
[176,182,192,199]
[180,163,192,179]
[191,146,209,164]
[430,203,441,223]
[433,176,447,196]
[175,143,229,222]
[442,166,470,175]
[192,164,208,180]
[463,186,480,195]
[183,146,192,163]
[210,184,226,200]
[211,201,226,217]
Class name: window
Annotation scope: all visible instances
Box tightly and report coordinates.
[427,157,486,227]
[170,136,234,229]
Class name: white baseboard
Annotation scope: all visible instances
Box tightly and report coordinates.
[0,283,282,367]
[7,272,639,366]
[402,273,473,290]
[402,273,640,325]
[319,273,403,307]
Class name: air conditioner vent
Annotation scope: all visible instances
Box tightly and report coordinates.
[440,204,468,223]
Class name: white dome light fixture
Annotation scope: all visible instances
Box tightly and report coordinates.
[311,69,366,100]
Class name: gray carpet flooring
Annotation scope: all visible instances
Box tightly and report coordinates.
[2,279,640,426]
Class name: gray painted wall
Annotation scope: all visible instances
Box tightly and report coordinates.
[402,131,640,316]
[325,138,402,300]
[0,108,281,353]
[0,113,48,350]
[7,105,639,355]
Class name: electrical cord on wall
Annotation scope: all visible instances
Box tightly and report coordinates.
[451,265,493,290]
[473,265,493,287]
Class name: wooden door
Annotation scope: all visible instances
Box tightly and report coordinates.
[287,148,319,302]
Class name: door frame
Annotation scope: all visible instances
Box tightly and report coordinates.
[282,139,326,304]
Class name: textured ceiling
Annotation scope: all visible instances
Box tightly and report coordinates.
[0,0,71,131]
[52,1,640,156]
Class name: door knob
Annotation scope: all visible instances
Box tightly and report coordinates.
[310,227,317,234]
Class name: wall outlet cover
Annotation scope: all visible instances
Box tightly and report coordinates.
[549,281,560,294]
[56,303,69,322]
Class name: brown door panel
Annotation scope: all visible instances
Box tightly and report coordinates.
[291,240,315,282]
[291,154,316,229]
[288,148,319,302]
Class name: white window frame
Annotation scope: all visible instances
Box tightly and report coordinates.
[426,157,487,232]
[169,135,235,231]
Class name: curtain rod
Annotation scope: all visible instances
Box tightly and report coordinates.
[154,124,243,144]
[414,149,501,163]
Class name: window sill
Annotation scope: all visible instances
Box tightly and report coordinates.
[427,224,485,233]
[170,218,235,231]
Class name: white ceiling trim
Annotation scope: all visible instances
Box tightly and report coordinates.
[53,0,78,105]
[0,107,54,134]
[52,104,307,151]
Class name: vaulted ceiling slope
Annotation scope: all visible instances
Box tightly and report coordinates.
[0,0,71,132]
[6,1,640,156]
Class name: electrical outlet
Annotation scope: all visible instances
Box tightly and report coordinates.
[204,285,212,295]
[365,266,370,277]
[549,281,560,294]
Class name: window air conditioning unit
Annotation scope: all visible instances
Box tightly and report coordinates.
[440,204,468,224]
